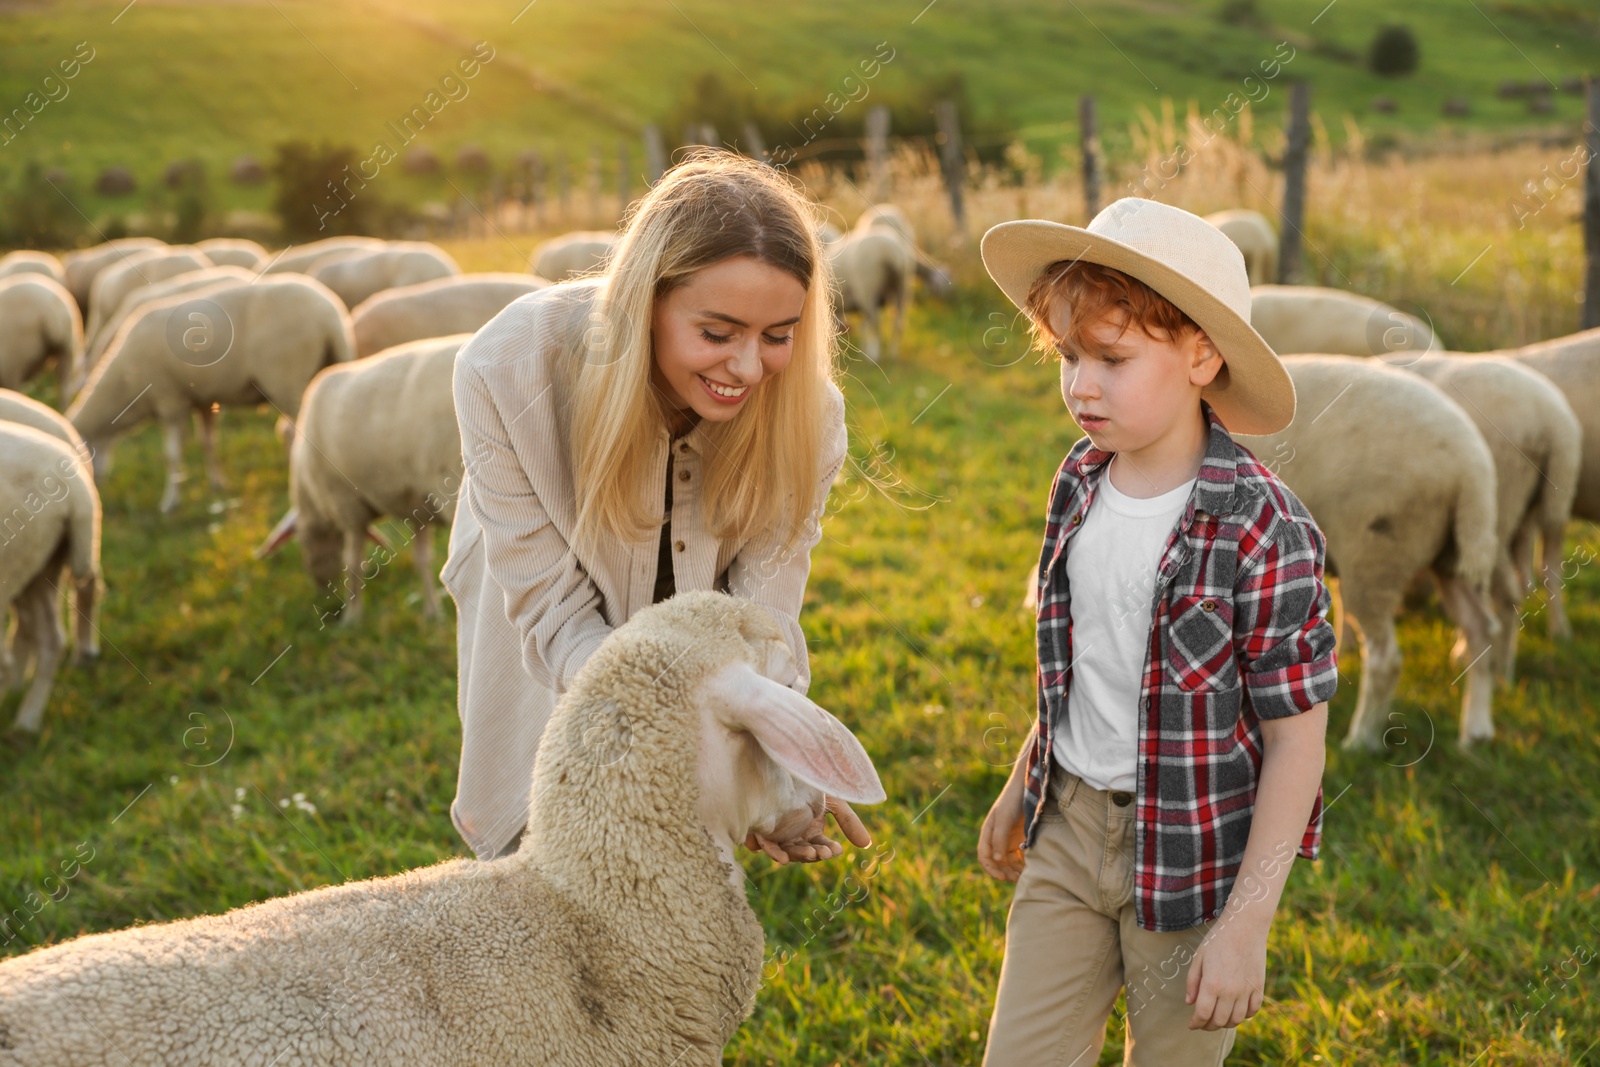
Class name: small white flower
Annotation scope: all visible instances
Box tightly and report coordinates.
[294,800,318,815]
[279,798,290,807]
[970,594,985,608]
[235,786,246,801]
[292,792,306,803]
[230,804,244,818]
[169,775,179,786]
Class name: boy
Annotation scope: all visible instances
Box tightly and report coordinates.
[975,198,1338,1064]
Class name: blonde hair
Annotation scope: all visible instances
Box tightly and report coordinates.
[566,149,840,561]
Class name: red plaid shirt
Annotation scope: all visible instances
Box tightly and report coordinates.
[1023,399,1338,932]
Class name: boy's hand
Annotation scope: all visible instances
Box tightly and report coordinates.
[744,796,871,865]
[978,777,1027,881]
[1184,916,1267,1030]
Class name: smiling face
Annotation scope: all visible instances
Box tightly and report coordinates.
[649,254,808,434]
[1048,301,1223,454]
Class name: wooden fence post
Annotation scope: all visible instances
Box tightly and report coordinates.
[1079,94,1101,220]
[1584,74,1600,329]
[643,125,666,185]
[865,104,890,201]
[1277,80,1311,285]
[741,121,767,161]
[935,99,965,228]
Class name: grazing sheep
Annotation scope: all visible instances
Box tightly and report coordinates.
[0,591,886,1065]
[1233,355,1501,749]
[1380,352,1582,672]
[1466,327,1600,524]
[0,424,102,734]
[531,230,617,281]
[854,203,916,246]
[195,237,269,270]
[60,236,166,311]
[84,246,215,355]
[1204,209,1277,286]
[308,242,461,309]
[827,228,925,362]
[0,275,83,405]
[261,235,387,275]
[67,275,355,514]
[0,250,66,285]
[1250,284,1440,357]
[350,273,547,357]
[256,335,469,623]
[0,388,91,470]
[84,266,257,375]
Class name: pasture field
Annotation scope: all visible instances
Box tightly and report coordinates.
[0,0,1596,223]
[3,194,1599,1063]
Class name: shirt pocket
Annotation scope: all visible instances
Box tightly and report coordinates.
[1165,592,1239,693]
[439,514,484,598]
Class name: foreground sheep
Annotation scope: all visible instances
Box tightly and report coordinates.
[195,237,269,270]
[60,237,166,311]
[261,235,386,275]
[1380,352,1582,674]
[0,591,886,1064]
[257,335,468,622]
[827,228,951,362]
[530,230,617,281]
[83,265,257,375]
[0,275,83,405]
[0,388,91,469]
[84,246,215,355]
[308,242,461,309]
[1205,209,1277,286]
[1250,284,1440,357]
[0,250,66,285]
[1234,355,1501,748]
[350,273,547,357]
[0,424,102,733]
[67,275,355,513]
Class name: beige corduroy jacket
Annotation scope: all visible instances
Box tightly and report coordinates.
[442,278,848,860]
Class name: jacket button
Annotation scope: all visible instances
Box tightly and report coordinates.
[674,540,685,552]
[678,442,689,453]
[1070,512,1082,525]
[678,468,690,482]
[1201,598,1215,612]
[1111,791,1133,807]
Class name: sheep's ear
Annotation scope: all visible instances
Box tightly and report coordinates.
[700,661,886,805]
[254,508,298,558]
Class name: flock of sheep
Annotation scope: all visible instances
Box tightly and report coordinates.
[0,201,1594,1060]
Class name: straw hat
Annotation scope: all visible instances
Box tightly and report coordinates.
[980,197,1295,435]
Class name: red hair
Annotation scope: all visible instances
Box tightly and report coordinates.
[1023,259,1201,358]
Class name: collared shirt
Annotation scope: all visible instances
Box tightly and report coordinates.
[1024,398,1339,932]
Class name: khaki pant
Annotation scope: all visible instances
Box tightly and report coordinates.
[982,762,1238,1066]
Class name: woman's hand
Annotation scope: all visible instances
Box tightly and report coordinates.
[744,796,872,865]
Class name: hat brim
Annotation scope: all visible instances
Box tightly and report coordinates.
[980,219,1295,437]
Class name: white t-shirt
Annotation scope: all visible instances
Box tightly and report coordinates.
[1052,462,1198,791]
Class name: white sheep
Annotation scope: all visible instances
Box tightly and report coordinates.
[84,266,258,376]
[0,388,91,468]
[1250,284,1440,357]
[828,227,942,362]
[60,237,166,311]
[530,230,618,281]
[853,203,954,298]
[307,242,461,310]
[1204,209,1277,286]
[1233,355,1502,749]
[261,235,387,275]
[195,237,269,270]
[0,275,83,405]
[256,335,469,623]
[0,250,66,285]
[349,273,547,357]
[67,275,355,513]
[1379,352,1582,675]
[0,591,886,1064]
[0,423,102,733]
[1459,326,1600,525]
[83,246,215,355]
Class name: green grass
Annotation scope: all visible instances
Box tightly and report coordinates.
[0,0,1595,227]
[3,250,1599,1062]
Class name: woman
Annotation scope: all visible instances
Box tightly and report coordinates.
[442,150,869,864]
